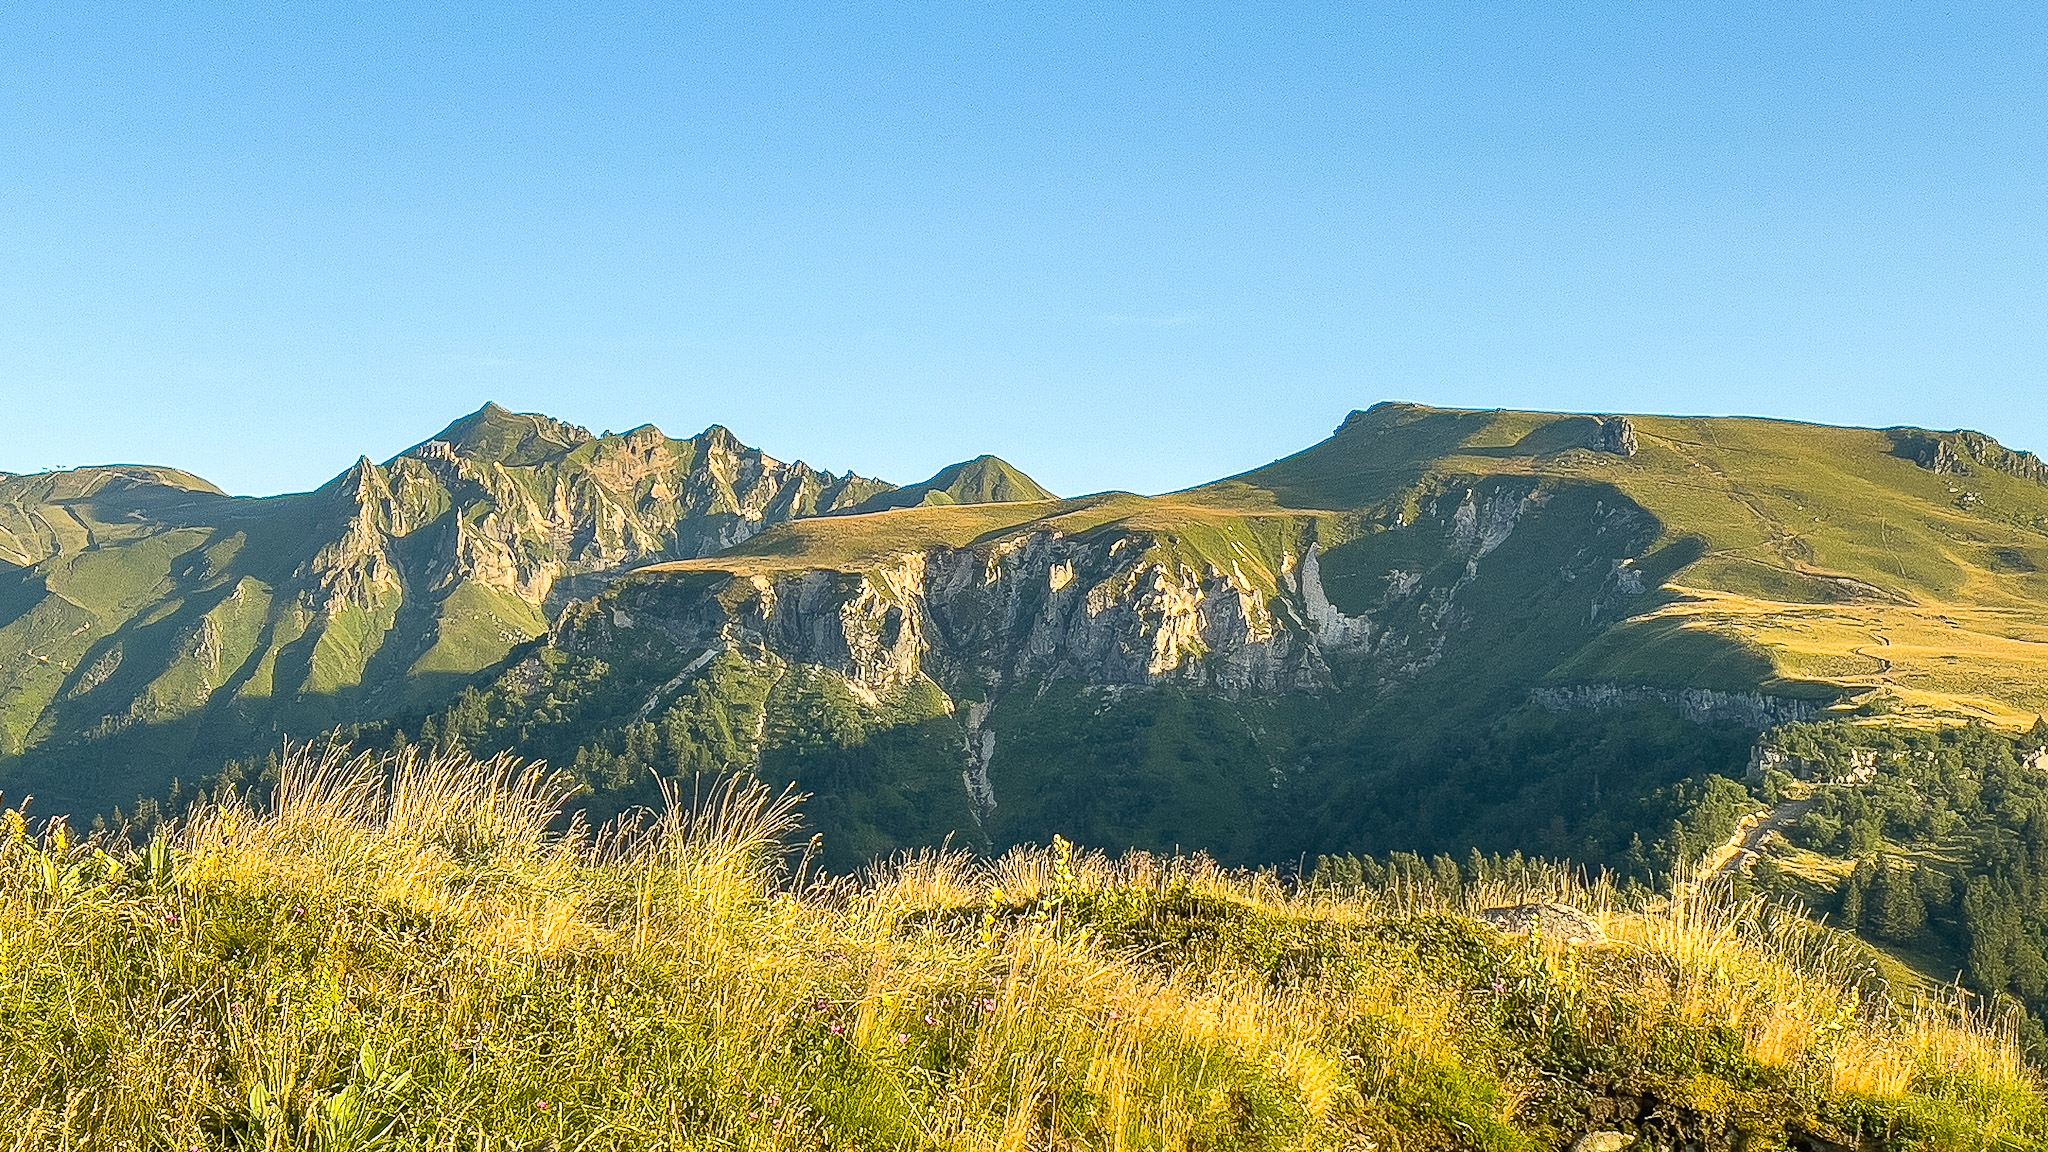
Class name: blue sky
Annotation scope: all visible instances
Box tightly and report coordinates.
[4,3,2045,497]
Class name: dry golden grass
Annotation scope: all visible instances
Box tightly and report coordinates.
[1589,589,2048,725]
[3,745,2038,1149]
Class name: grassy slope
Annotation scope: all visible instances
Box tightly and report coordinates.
[1239,405,2048,722]
[840,455,1058,514]
[642,493,1329,606]
[3,747,2039,1150]
[521,404,2048,875]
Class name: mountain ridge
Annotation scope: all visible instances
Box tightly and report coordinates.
[0,404,1055,812]
[7,399,2048,861]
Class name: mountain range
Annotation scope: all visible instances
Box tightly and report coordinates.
[7,400,2048,872]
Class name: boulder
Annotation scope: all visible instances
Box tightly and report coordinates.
[1475,902,1605,944]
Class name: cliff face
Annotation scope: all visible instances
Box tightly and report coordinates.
[491,464,1710,868]
[583,532,1324,700]
[563,471,1666,714]
[341,415,890,613]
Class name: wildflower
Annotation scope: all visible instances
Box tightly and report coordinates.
[924,1013,937,1026]
[164,912,179,926]
[829,1022,844,1034]
[536,1101,550,1112]
[896,1032,909,1044]
[1489,978,1507,996]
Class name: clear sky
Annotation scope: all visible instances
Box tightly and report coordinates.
[4,3,2045,497]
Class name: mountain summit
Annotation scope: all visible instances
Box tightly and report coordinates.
[413,401,596,466]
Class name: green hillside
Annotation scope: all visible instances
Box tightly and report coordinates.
[632,401,2048,732]
[841,454,1057,513]
[16,400,2048,879]
[337,403,2048,905]
[1231,403,2048,722]
[25,399,2048,1082]
[0,405,906,811]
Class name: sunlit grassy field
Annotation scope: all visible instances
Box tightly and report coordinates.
[1,745,2041,1150]
[1568,591,2048,724]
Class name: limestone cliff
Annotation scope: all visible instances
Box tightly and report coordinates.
[560,470,1664,716]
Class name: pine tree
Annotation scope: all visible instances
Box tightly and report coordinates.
[1838,859,1872,927]
[1874,859,1927,942]
[1964,877,2012,995]
[1430,855,1463,901]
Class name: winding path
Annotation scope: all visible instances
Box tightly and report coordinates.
[1672,796,1815,902]
[1852,630,1895,677]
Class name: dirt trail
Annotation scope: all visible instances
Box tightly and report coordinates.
[1852,630,1895,677]
[1674,797,1814,901]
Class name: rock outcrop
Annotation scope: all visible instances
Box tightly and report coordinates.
[383,411,892,612]
[566,470,1653,712]
[1530,685,1827,729]
[1889,427,2048,486]
[1596,417,1639,457]
[0,404,913,760]
[578,530,1338,699]
[1476,902,1607,945]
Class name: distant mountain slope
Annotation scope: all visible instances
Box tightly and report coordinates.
[840,455,1055,514]
[25,401,2048,1056]
[1227,403,2048,722]
[0,404,905,807]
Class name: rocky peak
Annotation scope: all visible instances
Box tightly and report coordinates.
[1595,417,1638,457]
[615,424,669,455]
[307,457,404,616]
[1890,428,2048,486]
[338,455,380,493]
[416,402,595,467]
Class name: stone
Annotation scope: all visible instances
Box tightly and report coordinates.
[1475,902,1606,945]
[1570,1133,1635,1152]
[1596,417,1639,457]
